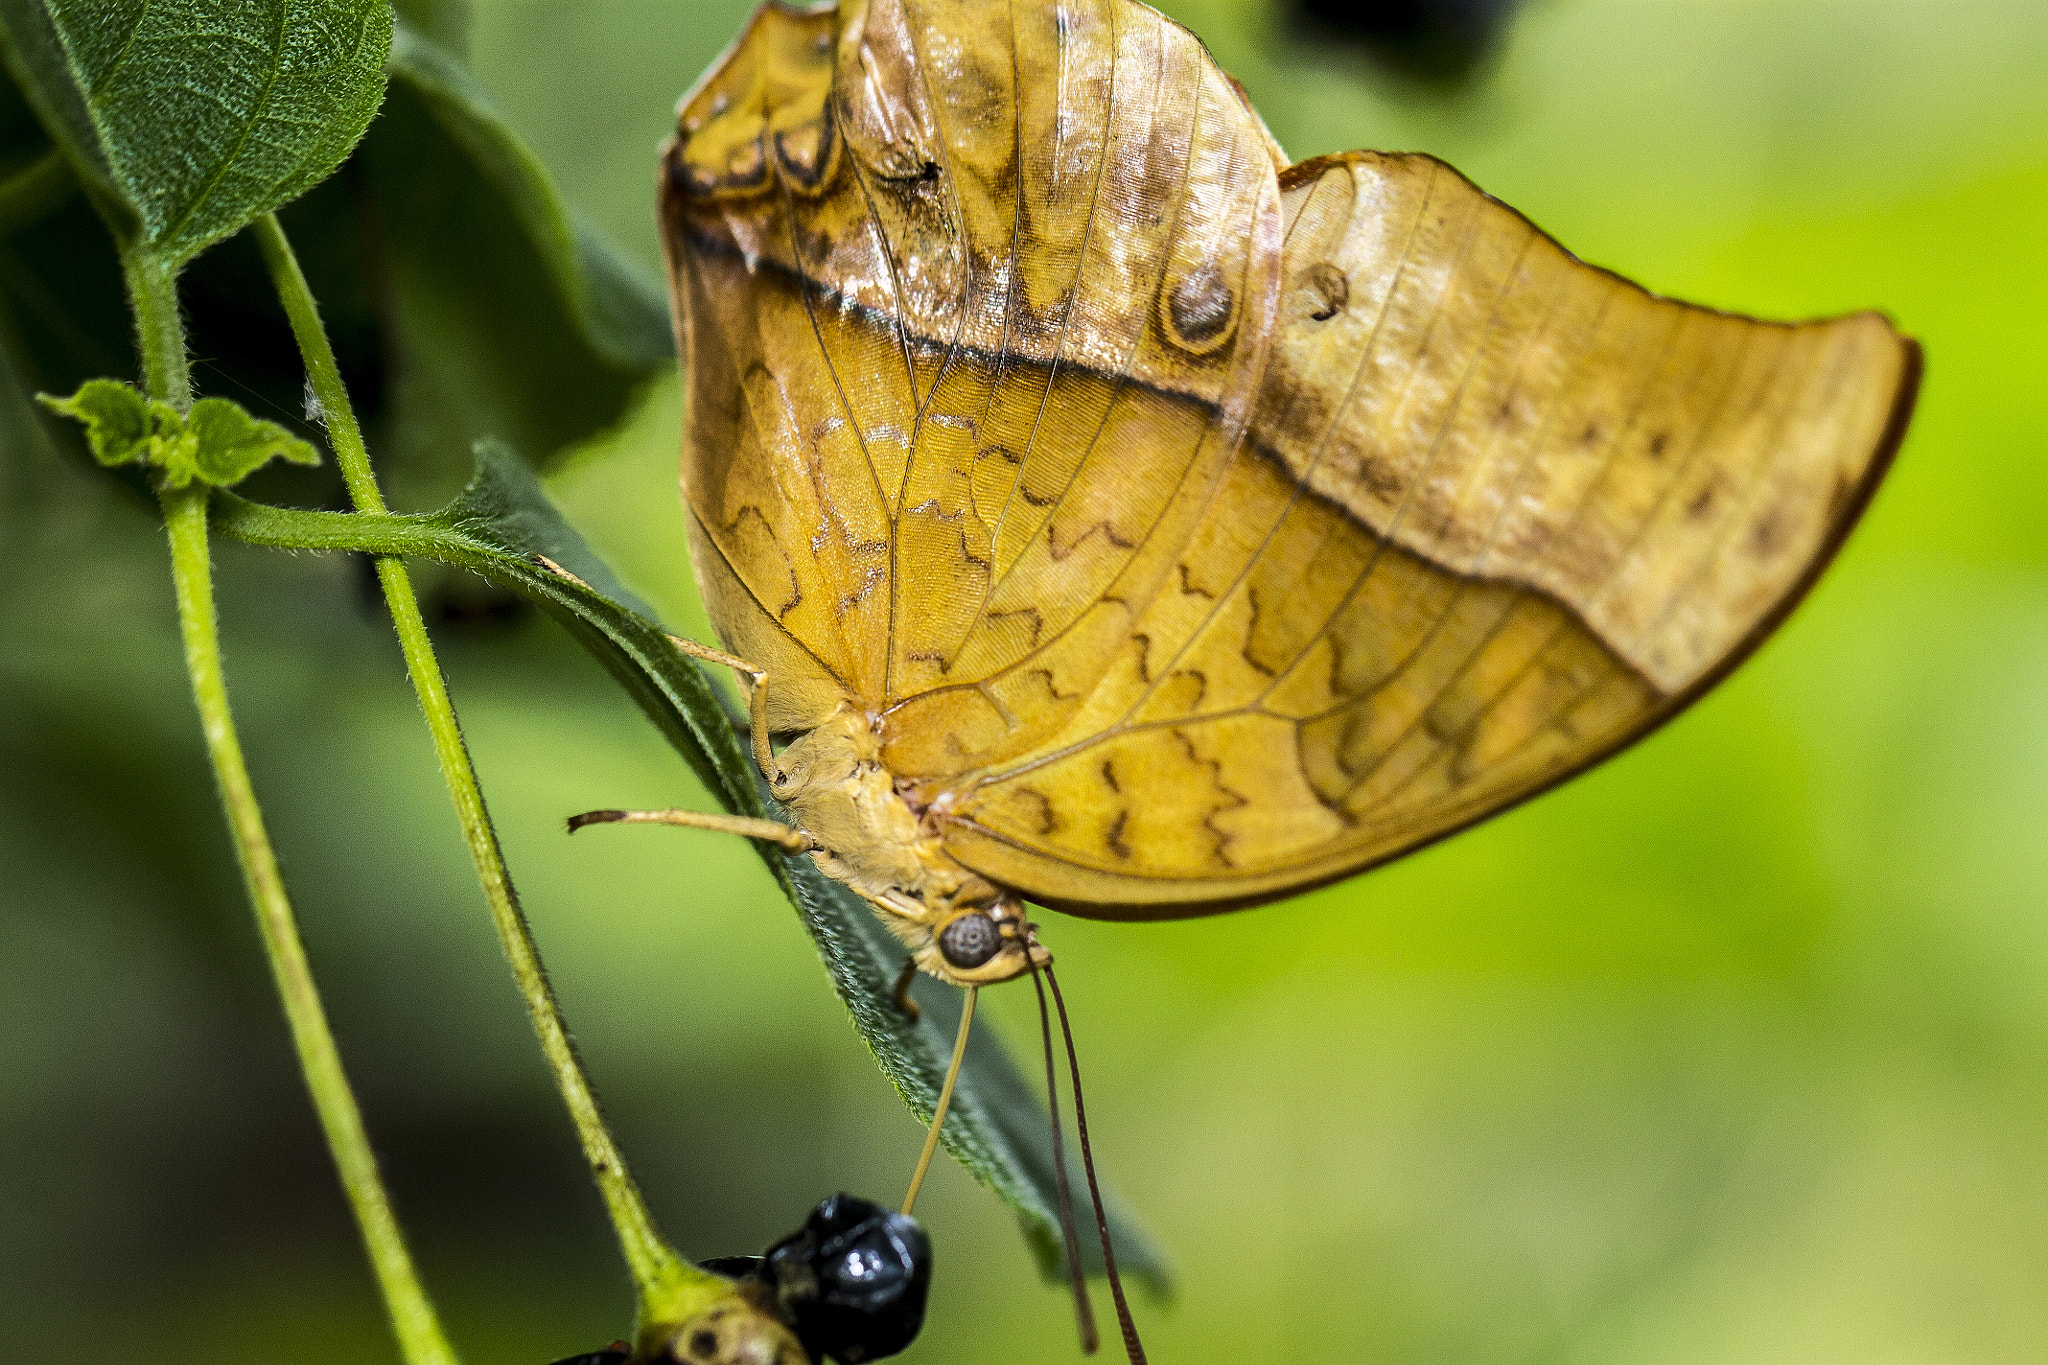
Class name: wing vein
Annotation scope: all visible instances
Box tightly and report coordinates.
[976,0,1121,587]
[688,506,857,693]
[1133,172,1495,732]
[980,49,1214,613]
[773,169,893,684]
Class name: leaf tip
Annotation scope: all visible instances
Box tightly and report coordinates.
[35,379,154,467]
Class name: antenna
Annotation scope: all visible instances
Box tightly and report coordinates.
[902,985,975,1217]
[1047,965,1148,1365]
[1028,947,1099,1354]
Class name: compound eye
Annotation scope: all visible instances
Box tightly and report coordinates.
[937,912,1001,969]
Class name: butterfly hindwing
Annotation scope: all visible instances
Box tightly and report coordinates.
[942,151,1917,916]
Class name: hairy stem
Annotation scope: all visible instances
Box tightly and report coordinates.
[250,212,699,1304]
[128,243,455,1365]
[120,246,190,410]
[158,481,459,1365]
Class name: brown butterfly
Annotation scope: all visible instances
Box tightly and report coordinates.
[575,0,1919,1356]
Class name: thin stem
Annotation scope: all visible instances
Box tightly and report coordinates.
[250,213,699,1302]
[120,245,190,410]
[132,245,453,1364]
[158,481,459,1365]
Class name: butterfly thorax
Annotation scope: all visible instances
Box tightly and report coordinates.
[773,706,1046,987]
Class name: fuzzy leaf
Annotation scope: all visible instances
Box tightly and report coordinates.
[37,379,318,487]
[0,14,669,502]
[213,446,1170,1292]
[185,396,322,485]
[0,0,394,264]
[35,374,149,465]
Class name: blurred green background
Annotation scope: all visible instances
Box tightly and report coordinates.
[5,0,2048,1360]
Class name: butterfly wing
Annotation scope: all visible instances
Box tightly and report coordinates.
[664,0,1285,744]
[665,0,889,730]
[665,0,1918,920]
[941,151,1919,917]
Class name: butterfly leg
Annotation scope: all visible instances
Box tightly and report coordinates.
[566,807,818,853]
[665,634,780,784]
[890,957,923,1023]
[528,559,782,782]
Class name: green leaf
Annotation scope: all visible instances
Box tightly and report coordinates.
[185,395,322,485]
[362,19,672,498]
[0,0,394,265]
[34,374,147,465]
[1,12,669,502]
[37,378,317,487]
[213,446,1170,1292]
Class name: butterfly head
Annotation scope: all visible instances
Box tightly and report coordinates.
[853,878,1047,988]
[923,894,1050,988]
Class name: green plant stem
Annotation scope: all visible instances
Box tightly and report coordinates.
[157,481,460,1365]
[120,246,191,409]
[131,244,457,1365]
[250,212,701,1304]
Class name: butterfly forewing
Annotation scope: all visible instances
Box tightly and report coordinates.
[667,0,1284,749]
[663,0,1918,919]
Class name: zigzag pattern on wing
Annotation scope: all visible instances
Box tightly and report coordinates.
[664,0,1915,919]
[942,152,1916,916]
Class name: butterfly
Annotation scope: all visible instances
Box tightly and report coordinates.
[576,0,1918,1356]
